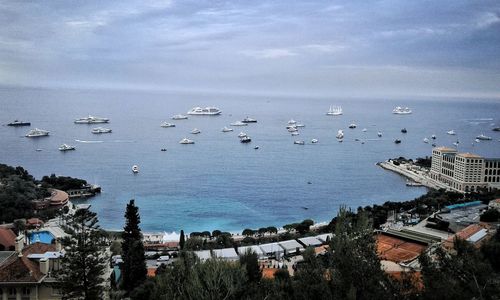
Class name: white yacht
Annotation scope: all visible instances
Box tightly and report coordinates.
[191,128,201,134]
[187,107,221,115]
[91,127,112,134]
[294,140,305,145]
[291,132,300,136]
[288,126,298,132]
[59,144,75,151]
[348,123,357,129]
[392,106,412,114]
[241,117,257,123]
[311,139,319,144]
[336,129,344,139]
[237,132,247,138]
[74,115,109,124]
[160,122,176,128]
[240,136,252,143]
[423,138,429,143]
[362,128,367,132]
[25,128,50,137]
[447,130,456,135]
[230,121,247,126]
[377,132,382,137]
[431,134,436,140]
[179,138,195,144]
[288,119,297,125]
[476,134,492,140]
[132,165,139,173]
[222,127,233,132]
[295,123,305,128]
[326,105,343,116]
[171,114,188,120]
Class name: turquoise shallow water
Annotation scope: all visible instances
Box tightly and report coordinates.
[1,88,499,233]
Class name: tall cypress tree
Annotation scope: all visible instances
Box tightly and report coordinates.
[58,209,108,299]
[179,229,185,250]
[121,199,147,293]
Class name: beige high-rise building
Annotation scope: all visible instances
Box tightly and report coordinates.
[430,147,500,193]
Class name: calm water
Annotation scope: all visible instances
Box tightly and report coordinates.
[1,88,499,233]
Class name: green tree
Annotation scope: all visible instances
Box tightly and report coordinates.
[330,207,392,299]
[57,209,108,299]
[420,238,500,300]
[239,249,262,283]
[293,247,332,300]
[242,228,255,236]
[121,200,147,293]
[179,229,185,250]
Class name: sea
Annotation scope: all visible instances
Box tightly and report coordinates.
[1,87,499,234]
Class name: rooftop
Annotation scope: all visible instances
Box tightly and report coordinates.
[376,233,427,263]
[458,153,482,159]
[0,242,56,283]
[435,147,456,152]
[0,228,16,250]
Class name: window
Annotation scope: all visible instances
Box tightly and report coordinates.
[8,287,17,300]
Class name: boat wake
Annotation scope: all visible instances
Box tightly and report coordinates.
[75,139,103,143]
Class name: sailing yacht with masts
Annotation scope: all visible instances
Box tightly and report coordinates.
[326,105,342,116]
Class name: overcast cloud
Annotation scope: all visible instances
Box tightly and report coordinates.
[1,0,499,98]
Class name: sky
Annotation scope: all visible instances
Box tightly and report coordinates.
[1,0,499,99]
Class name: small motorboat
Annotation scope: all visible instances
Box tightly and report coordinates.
[475,138,480,143]
[222,127,233,132]
[241,117,257,123]
[171,114,188,120]
[230,121,247,126]
[401,128,407,133]
[336,129,344,139]
[7,120,31,126]
[291,132,300,136]
[447,130,456,135]
[254,146,259,150]
[132,165,139,173]
[59,144,76,151]
[394,139,401,144]
[431,143,436,147]
[160,122,176,128]
[161,148,167,152]
[431,134,436,139]
[35,149,42,152]
[493,127,500,132]
[362,128,367,132]
[240,136,252,143]
[294,140,305,145]
[311,139,318,144]
[476,134,492,140]
[338,139,343,143]
[288,119,297,125]
[295,123,305,128]
[91,127,112,134]
[348,123,357,129]
[179,138,195,144]
[191,128,201,134]
[238,132,247,138]
[423,138,429,143]
[288,126,298,132]
[377,132,382,137]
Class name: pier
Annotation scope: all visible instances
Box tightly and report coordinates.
[377,160,452,191]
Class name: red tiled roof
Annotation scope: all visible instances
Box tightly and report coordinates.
[0,228,16,250]
[0,242,56,283]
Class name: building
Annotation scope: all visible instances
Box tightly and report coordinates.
[32,189,69,211]
[430,147,500,193]
[0,235,63,300]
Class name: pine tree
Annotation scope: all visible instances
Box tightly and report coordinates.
[58,209,108,299]
[121,199,147,293]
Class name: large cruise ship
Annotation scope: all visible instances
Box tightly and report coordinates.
[74,115,110,124]
[187,107,221,115]
[25,128,50,137]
